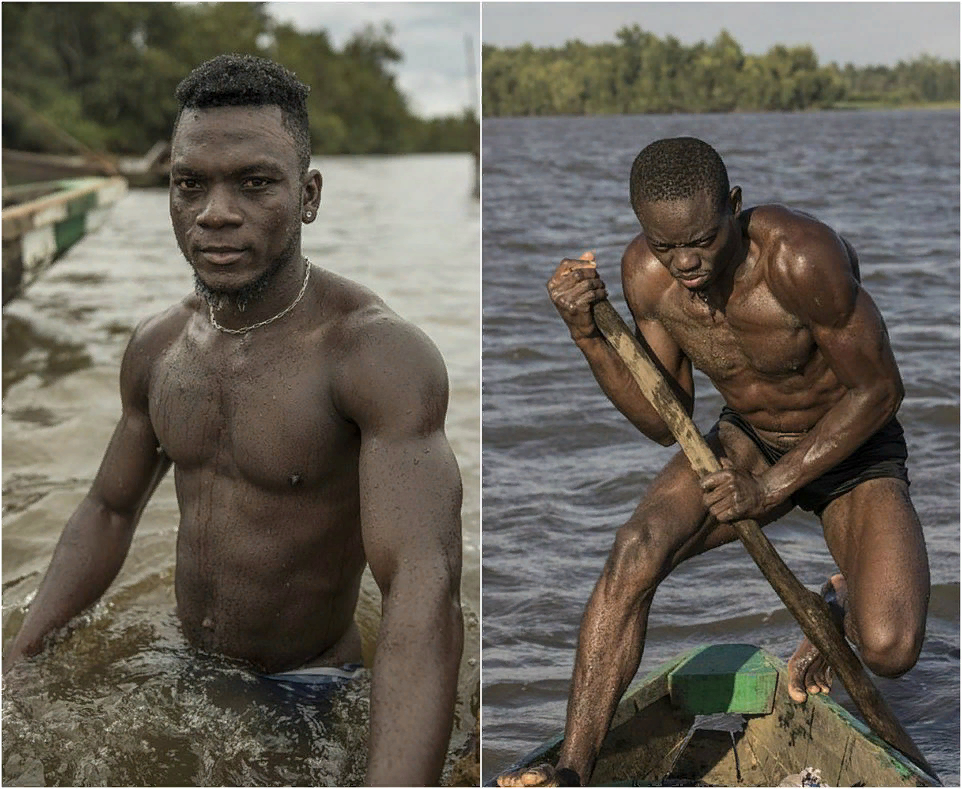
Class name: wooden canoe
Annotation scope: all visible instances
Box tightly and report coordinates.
[3,146,169,189]
[500,644,939,787]
[2,176,128,305]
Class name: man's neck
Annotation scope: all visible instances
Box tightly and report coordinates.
[208,255,309,332]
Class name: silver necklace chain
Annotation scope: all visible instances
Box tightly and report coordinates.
[209,262,311,335]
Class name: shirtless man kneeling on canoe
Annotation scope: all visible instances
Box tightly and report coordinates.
[3,54,464,786]
[498,136,929,787]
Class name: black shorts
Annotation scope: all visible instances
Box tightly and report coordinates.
[717,406,910,517]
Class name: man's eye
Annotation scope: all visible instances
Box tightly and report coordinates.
[697,236,716,247]
[243,177,270,188]
[176,178,202,190]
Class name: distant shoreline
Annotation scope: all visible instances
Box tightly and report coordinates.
[483,101,959,119]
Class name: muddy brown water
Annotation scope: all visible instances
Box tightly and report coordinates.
[3,153,480,786]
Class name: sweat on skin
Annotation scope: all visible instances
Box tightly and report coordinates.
[5,69,465,787]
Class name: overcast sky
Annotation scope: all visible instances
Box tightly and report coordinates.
[481,2,960,67]
[267,2,479,118]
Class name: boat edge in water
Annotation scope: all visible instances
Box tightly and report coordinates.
[493,643,940,787]
[1,176,128,305]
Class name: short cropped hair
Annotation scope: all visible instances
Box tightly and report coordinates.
[629,137,730,215]
[174,54,312,173]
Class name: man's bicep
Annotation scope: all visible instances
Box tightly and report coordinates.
[635,316,694,406]
[359,430,463,593]
[773,238,901,392]
[810,288,903,393]
[340,315,462,585]
[89,326,169,519]
[338,316,451,437]
[90,408,169,519]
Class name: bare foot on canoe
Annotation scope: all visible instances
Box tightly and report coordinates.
[497,764,580,787]
[787,573,848,703]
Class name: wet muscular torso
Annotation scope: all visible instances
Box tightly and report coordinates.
[147,297,366,673]
[628,208,854,448]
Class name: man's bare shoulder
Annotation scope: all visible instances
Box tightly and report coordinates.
[748,205,858,322]
[311,268,441,364]
[315,269,449,429]
[621,232,672,318]
[119,296,199,404]
[129,296,199,351]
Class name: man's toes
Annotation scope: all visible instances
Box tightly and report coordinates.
[523,766,559,786]
[497,765,558,787]
[787,643,816,702]
[813,665,833,694]
[787,674,809,703]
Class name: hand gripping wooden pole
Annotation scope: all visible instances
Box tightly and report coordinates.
[590,296,937,780]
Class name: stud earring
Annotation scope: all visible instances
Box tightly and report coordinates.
[304,210,313,221]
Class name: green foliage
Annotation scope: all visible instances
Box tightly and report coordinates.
[482,25,959,117]
[2,2,478,155]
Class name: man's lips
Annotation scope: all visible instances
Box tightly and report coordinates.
[677,272,709,288]
[197,247,248,265]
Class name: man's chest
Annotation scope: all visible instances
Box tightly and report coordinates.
[147,340,357,487]
[658,292,815,382]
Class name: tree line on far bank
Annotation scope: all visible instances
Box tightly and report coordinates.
[482,26,960,117]
[2,2,478,156]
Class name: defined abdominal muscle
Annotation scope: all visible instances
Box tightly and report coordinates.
[172,506,365,671]
[174,563,361,672]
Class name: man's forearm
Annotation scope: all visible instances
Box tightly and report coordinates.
[5,496,135,669]
[760,384,902,507]
[574,335,685,446]
[366,579,463,786]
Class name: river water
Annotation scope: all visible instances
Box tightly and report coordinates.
[481,110,959,784]
[2,154,480,785]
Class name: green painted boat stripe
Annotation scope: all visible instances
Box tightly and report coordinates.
[64,191,98,218]
[53,213,87,253]
[667,643,778,715]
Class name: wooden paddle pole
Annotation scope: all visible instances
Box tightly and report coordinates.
[589,296,938,780]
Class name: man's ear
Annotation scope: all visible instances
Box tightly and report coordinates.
[729,185,742,218]
[302,170,322,223]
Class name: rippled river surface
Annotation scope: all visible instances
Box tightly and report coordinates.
[482,110,959,784]
[3,154,480,785]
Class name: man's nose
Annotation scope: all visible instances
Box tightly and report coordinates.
[197,185,242,227]
[673,249,701,273]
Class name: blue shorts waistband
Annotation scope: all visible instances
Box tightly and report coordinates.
[262,662,364,685]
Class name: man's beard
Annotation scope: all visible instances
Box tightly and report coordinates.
[190,234,298,313]
[194,261,281,313]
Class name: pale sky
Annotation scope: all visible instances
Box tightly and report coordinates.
[267,2,480,118]
[481,2,960,67]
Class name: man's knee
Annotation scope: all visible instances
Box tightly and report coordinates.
[859,620,924,678]
[604,519,671,592]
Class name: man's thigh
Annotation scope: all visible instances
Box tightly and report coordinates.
[820,478,930,639]
[626,420,791,572]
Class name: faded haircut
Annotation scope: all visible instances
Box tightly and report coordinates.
[629,137,730,216]
[174,53,312,173]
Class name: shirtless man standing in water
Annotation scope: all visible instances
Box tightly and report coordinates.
[4,55,464,786]
[499,137,929,787]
